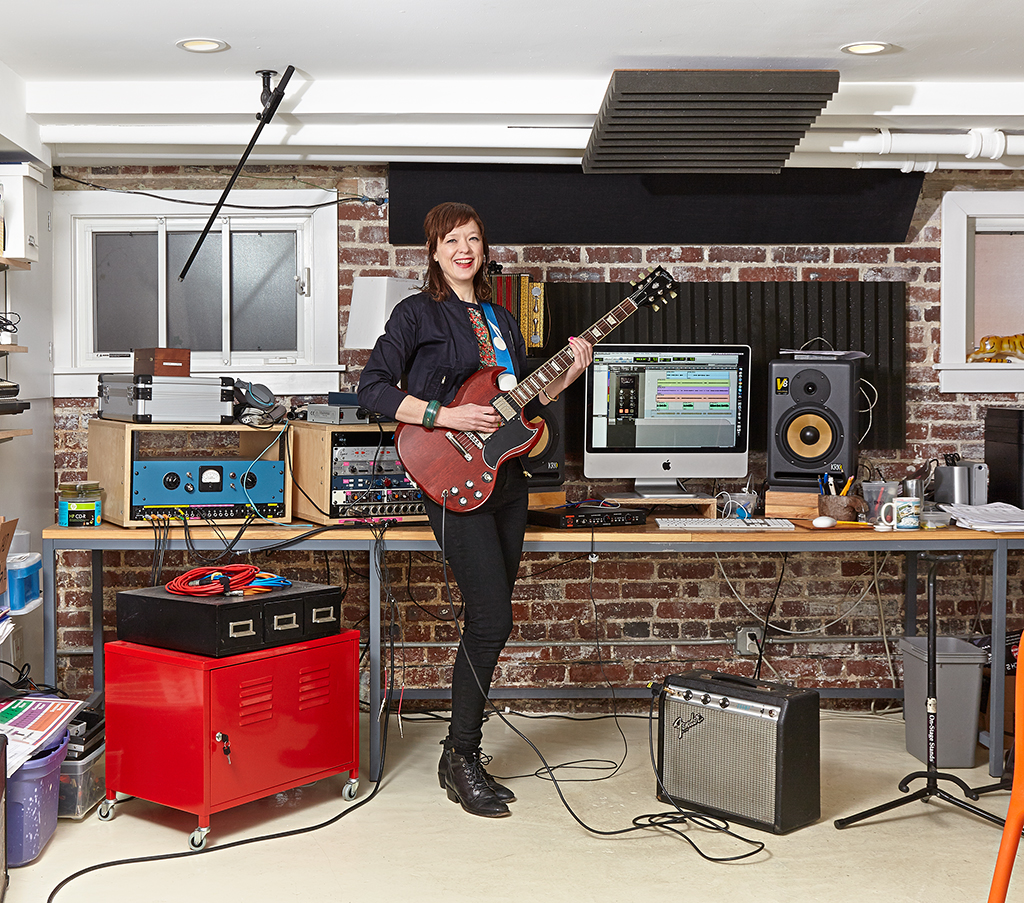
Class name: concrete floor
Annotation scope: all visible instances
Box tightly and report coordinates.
[5,708,1018,903]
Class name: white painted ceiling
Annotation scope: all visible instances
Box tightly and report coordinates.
[3,0,1024,171]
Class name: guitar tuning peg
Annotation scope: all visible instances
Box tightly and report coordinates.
[669,290,678,299]
[652,303,660,311]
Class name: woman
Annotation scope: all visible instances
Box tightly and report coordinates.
[357,202,592,818]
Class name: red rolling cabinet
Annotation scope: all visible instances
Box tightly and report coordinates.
[100,632,360,849]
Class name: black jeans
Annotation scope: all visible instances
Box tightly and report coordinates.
[424,463,529,755]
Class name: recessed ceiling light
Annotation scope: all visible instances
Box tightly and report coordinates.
[176,38,230,53]
[840,41,899,55]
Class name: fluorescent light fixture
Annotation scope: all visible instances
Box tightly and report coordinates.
[176,38,230,53]
[840,41,899,55]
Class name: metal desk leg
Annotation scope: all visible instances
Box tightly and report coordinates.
[92,550,104,696]
[42,540,57,687]
[904,551,919,637]
[986,541,1009,777]
[368,541,382,782]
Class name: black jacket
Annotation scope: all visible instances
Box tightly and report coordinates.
[357,290,532,420]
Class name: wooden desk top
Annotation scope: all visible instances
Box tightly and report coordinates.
[41,521,1007,547]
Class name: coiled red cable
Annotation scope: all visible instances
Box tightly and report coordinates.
[165,564,261,596]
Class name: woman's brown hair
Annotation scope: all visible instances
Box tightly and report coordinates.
[422,202,492,302]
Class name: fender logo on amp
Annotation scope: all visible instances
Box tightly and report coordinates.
[673,712,704,739]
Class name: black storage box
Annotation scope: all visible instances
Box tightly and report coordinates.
[984,407,1024,507]
[656,670,820,834]
[116,580,341,657]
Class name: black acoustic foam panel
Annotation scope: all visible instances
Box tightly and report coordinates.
[388,164,923,246]
[582,69,840,174]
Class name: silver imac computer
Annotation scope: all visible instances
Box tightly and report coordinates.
[583,343,752,498]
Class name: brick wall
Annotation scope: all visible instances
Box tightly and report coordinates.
[50,165,1024,703]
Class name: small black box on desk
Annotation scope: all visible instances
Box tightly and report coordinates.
[116,580,341,657]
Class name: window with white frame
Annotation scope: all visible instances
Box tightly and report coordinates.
[53,189,339,396]
[939,191,1024,393]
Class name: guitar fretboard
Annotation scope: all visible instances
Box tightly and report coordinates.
[505,274,667,409]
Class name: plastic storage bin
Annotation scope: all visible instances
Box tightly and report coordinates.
[6,730,69,867]
[900,636,987,768]
[2,553,42,612]
[58,742,105,819]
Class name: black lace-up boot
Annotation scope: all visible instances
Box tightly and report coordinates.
[438,740,516,803]
[438,742,512,817]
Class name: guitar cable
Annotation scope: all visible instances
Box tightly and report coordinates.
[435,488,765,860]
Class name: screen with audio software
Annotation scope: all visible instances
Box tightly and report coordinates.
[584,343,751,492]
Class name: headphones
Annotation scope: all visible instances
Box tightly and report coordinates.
[233,379,286,426]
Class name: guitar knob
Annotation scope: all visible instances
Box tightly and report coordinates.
[450,486,460,495]
[465,480,474,489]
[474,491,483,499]
[459,497,468,506]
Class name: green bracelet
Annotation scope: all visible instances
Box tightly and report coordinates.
[422,399,441,430]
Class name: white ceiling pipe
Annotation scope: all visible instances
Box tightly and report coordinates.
[787,152,1024,171]
[801,128,1024,160]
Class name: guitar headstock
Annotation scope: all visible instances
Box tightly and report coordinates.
[629,265,678,312]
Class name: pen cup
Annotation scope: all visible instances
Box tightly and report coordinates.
[861,481,900,525]
[818,495,867,522]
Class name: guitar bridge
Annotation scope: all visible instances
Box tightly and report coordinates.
[444,431,475,461]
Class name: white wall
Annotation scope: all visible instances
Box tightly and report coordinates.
[0,177,54,550]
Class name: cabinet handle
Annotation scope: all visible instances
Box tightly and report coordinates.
[272,612,299,631]
[312,606,337,624]
[228,619,256,638]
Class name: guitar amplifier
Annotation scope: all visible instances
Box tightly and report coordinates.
[656,671,820,834]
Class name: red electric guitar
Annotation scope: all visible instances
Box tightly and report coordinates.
[395,266,677,511]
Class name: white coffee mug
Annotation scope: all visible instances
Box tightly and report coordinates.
[877,496,922,530]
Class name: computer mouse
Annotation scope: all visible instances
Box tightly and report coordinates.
[812,515,837,529]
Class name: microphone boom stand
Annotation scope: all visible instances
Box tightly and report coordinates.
[178,65,295,283]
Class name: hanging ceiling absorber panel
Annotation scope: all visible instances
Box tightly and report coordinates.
[582,69,840,174]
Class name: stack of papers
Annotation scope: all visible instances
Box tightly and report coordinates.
[0,696,85,775]
[940,502,1024,532]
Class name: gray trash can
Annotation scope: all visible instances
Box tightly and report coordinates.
[899,636,987,768]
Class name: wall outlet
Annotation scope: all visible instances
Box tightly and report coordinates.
[735,626,764,655]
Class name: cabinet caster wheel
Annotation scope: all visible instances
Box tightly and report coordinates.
[188,828,209,851]
[97,800,115,821]
[342,780,358,801]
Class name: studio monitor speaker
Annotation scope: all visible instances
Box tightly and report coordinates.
[523,360,565,489]
[767,359,860,490]
[656,671,820,834]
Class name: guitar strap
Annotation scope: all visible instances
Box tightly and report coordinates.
[479,302,518,390]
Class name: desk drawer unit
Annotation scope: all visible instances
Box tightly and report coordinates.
[116,580,342,657]
[102,632,360,849]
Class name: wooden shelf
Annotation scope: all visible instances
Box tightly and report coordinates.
[0,258,31,271]
[0,345,27,355]
[0,429,32,443]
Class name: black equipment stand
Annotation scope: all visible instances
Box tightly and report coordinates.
[835,553,1006,830]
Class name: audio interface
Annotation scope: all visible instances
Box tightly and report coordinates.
[290,421,428,524]
[527,505,647,529]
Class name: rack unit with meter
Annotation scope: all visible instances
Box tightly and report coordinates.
[290,420,427,524]
[87,419,292,527]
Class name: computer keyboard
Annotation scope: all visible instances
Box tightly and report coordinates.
[655,517,795,532]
